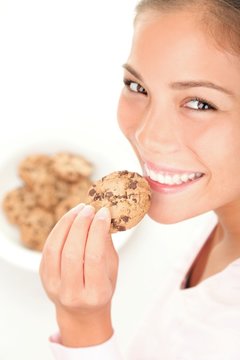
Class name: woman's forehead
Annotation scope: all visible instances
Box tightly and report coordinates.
[134,8,240,58]
[129,10,240,94]
[132,12,232,64]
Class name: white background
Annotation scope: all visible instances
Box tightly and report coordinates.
[0,0,138,162]
[0,1,212,359]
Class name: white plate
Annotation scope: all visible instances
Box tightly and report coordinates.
[0,139,135,272]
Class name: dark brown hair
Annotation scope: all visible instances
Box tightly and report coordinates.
[135,0,240,55]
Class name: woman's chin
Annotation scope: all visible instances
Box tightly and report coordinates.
[147,202,191,225]
[147,209,180,224]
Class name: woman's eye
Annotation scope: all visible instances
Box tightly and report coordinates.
[185,98,217,111]
[123,79,147,95]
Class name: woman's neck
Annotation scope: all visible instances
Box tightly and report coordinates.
[185,201,240,289]
[215,200,240,250]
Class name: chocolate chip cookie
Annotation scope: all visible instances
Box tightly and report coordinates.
[52,152,93,182]
[55,195,83,221]
[87,170,151,233]
[3,150,94,251]
[32,178,70,210]
[19,207,55,251]
[19,154,53,187]
[3,187,37,224]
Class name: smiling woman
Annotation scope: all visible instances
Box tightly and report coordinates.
[40,1,240,359]
[118,2,240,224]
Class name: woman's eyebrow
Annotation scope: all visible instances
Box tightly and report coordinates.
[122,63,144,81]
[123,63,235,97]
[169,80,235,97]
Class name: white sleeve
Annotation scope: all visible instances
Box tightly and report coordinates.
[49,332,124,360]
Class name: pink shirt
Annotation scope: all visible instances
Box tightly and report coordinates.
[50,214,240,359]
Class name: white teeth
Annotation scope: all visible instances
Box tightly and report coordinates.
[189,173,196,180]
[180,174,189,183]
[157,174,165,183]
[173,174,182,185]
[149,170,157,181]
[165,175,174,185]
[145,165,203,186]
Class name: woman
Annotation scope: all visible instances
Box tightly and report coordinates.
[40,0,240,358]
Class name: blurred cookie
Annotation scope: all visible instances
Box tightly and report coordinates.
[3,187,37,224]
[32,182,59,210]
[55,179,92,220]
[19,207,55,251]
[55,195,84,221]
[32,178,70,209]
[19,154,53,187]
[55,178,72,201]
[87,170,151,233]
[3,150,95,252]
[52,152,93,182]
[69,177,92,196]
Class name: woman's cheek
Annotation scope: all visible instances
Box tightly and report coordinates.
[117,90,143,137]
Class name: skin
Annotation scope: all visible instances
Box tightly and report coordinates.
[40,8,240,347]
[40,204,117,347]
[118,9,240,284]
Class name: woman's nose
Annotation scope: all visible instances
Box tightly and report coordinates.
[134,107,181,155]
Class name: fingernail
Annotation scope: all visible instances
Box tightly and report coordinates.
[70,203,85,214]
[95,207,110,220]
[80,205,95,217]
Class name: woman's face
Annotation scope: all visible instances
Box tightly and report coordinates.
[117,10,240,224]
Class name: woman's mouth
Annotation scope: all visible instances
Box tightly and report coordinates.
[144,163,205,193]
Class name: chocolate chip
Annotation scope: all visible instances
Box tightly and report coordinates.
[111,219,118,228]
[94,193,102,201]
[119,171,129,176]
[106,191,113,197]
[89,189,96,196]
[117,225,126,231]
[129,181,138,190]
[121,216,130,223]
[119,195,127,199]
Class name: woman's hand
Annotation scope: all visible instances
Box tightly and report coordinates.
[39,204,119,348]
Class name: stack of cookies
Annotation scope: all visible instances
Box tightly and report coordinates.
[2,152,93,251]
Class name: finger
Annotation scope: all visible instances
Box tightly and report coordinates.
[39,203,85,291]
[84,207,111,289]
[60,205,95,294]
[105,234,119,284]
